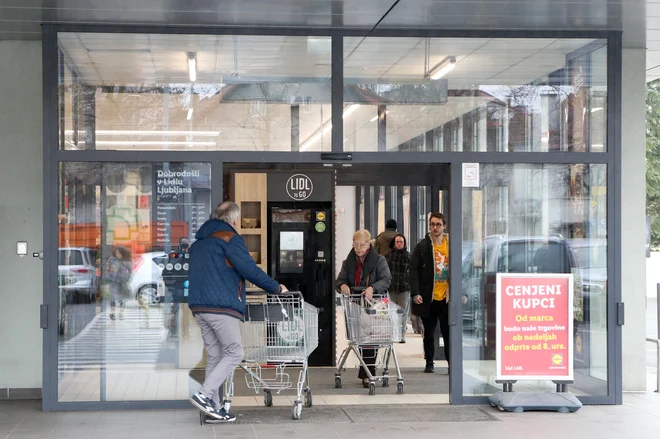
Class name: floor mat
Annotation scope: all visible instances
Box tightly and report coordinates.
[229,404,499,424]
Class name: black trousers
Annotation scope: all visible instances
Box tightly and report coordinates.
[421,299,450,364]
[358,347,377,379]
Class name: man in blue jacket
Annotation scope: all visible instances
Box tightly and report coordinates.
[188,201,287,421]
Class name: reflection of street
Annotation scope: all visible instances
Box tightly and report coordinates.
[58,301,169,370]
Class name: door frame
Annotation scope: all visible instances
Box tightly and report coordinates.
[42,24,622,410]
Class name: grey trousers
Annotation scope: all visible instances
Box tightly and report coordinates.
[195,313,244,406]
[389,292,410,339]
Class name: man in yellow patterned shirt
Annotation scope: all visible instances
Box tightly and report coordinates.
[410,213,450,374]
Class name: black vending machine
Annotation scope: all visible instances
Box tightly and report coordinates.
[267,203,333,367]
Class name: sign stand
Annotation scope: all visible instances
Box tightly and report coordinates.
[488,380,581,413]
[489,273,582,413]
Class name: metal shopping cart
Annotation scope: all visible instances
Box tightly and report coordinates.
[335,291,405,395]
[213,291,319,421]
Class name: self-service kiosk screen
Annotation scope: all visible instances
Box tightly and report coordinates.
[279,231,304,274]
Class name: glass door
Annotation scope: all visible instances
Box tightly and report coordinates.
[457,163,609,401]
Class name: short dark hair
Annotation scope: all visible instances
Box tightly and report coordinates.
[429,213,446,225]
[386,219,397,230]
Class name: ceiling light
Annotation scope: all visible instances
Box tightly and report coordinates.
[370,116,378,123]
[188,52,197,82]
[428,56,456,80]
[65,130,220,136]
[96,140,216,147]
[187,108,193,121]
[591,107,603,113]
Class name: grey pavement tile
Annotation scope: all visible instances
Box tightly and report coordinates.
[173,410,200,425]
[99,411,140,424]
[368,422,422,438]
[214,424,257,439]
[91,427,136,439]
[172,426,216,439]
[292,423,340,439]
[331,423,378,439]
[252,423,297,438]
[129,427,175,439]
[136,410,177,425]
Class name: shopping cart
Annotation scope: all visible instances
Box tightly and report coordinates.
[335,291,405,395]
[215,291,319,421]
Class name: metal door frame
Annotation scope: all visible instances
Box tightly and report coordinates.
[42,24,621,410]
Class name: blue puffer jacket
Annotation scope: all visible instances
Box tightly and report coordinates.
[188,219,281,321]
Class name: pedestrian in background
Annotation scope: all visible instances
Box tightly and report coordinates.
[385,234,411,343]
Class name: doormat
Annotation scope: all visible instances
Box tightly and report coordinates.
[232,405,499,424]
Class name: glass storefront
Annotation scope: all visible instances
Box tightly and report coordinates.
[343,38,607,153]
[59,34,332,151]
[57,162,211,401]
[47,29,616,407]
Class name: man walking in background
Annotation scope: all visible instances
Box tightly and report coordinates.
[188,201,287,422]
[375,219,399,256]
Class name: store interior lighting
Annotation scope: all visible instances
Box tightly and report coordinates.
[428,56,456,80]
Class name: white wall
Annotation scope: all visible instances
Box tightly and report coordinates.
[334,186,356,278]
[621,48,647,392]
[0,41,43,390]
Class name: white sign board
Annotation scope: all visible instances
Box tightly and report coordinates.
[462,163,480,188]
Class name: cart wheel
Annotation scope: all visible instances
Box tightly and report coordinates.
[382,377,389,388]
[368,382,376,395]
[396,382,404,395]
[264,391,273,407]
[334,376,342,389]
[292,401,303,420]
[304,388,313,408]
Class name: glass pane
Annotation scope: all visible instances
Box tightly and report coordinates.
[58,34,331,151]
[461,163,607,397]
[343,38,607,152]
[57,162,211,402]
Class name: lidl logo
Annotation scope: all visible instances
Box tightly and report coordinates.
[552,354,563,366]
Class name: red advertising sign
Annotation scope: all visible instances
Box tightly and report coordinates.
[496,273,573,381]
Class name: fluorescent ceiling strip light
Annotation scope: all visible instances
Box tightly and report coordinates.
[65,130,220,136]
[299,105,359,151]
[188,52,197,82]
[591,107,603,113]
[429,56,456,80]
[187,108,194,120]
[96,140,216,146]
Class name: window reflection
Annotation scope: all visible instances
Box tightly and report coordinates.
[461,164,607,397]
[57,162,211,402]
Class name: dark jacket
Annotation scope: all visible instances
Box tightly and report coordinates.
[336,245,391,294]
[385,234,410,294]
[410,233,449,318]
[106,256,131,301]
[374,229,398,256]
[188,219,281,321]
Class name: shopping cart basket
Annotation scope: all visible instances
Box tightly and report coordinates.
[218,291,319,421]
[335,291,405,395]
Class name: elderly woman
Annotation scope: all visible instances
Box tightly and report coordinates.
[336,229,392,387]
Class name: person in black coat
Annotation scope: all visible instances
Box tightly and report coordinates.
[385,234,410,343]
[336,229,392,386]
[411,213,468,374]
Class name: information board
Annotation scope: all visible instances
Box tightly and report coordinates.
[496,273,574,381]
